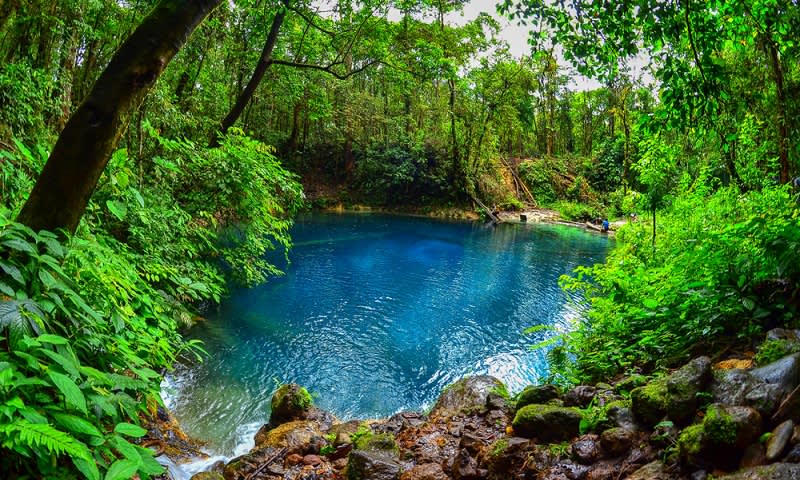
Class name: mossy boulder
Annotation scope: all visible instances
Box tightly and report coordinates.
[253,420,321,454]
[666,356,711,425]
[353,432,398,453]
[677,424,707,466]
[630,378,669,427]
[269,383,313,426]
[512,404,582,442]
[516,384,561,410]
[431,375,504,419]
[703,404,762,450]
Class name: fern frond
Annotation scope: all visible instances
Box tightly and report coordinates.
[4,420,91,460]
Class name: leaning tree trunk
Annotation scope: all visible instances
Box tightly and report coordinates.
[17,0,222,234]
[210,3,287,147]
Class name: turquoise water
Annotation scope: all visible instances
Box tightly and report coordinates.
[163,213,610,456]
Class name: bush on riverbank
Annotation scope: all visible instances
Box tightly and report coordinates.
[0,134,302,478]
[559,184,800,382]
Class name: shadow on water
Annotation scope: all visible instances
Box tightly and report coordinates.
[163,213,611,457]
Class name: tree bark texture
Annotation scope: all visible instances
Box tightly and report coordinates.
[17,0,222,234]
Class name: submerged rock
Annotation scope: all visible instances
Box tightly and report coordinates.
[430,376,504,420]
[512,404,582,442]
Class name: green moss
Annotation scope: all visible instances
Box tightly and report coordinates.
[755,339,800,366]
[677,424,706,457]
[353,432,397,453]
[703,405,736,446]
[293,387,313,409]
[630,378,668,426]
[489,439,509,458]
[490,384,510,400]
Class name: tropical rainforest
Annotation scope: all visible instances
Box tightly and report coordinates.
[0,0,798,478]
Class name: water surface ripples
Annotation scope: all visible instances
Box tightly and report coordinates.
[163,213,610,456]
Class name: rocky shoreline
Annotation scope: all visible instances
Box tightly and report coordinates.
[162,328,800,480]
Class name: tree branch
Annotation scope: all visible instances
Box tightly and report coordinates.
[269,58,379,80]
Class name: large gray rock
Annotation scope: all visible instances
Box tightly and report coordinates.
[750,353,800,398]
[717,463,800,479]
[430,375,504,419]
[347,450,401,480]
[667,356,712,425]
[711,369,782,416]
[512,404,582,442]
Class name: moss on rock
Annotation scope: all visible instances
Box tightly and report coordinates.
[512,404,582,442]
[630,378,668,427]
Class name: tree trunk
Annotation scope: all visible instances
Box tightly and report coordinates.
[17,0,222,234]
[767,41,789,183]
[210,2,286,147]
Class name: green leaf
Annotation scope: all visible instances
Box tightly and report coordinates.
[37,333,69,345]
[0,262,24,285]
[3,238,36,254]
[73,456,101,480]
[52,413,102,438]
[110,435,141,462]
[642,298,660,309]
[103,459,139,480]
[113,422,147,438]
[106,200,127,221]
[48,371,87,414]
[39,349,80,378]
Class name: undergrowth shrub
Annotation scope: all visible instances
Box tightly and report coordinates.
[0,211,197,479]
[559,185,800,381]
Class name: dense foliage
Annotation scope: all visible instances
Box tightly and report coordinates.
[0,0,799,476]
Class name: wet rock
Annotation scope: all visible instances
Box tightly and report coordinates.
[571,437,600,464]
[286,453,304,466]
[773,384,800,424]
[605,402,637,431]
[431,376,504,420]
[767,420,795,461]
[784,443,800,462]
[459,432,486,455]
[667,356,712,425]
[631,378,669,427]
[767,328,800,342]
[739,443,766,468]
[224,446,285,480]
[253,420,322,454]
[716,463,800,479]
[710,369,781,416]
[451,449,479,479]
[627,460,674,480]
[400,463,447,480]
[346,449,401,480]
[649,421,679,448]
[485,392,507,412]
[614,374,648,393]
[191,473,224,480]
[564,386,597,408]
[516,385,561,410]
[354,432,398,452]
[303,454,323,466]
[512,404,582,442]
[750,353,800,398]
[599,427,635,456]
[376,412,426,435]
[584,461,615,480]
[268,383,313,427]
[703,404,763,450]
[330,420,362,446]
[483,437,530,474]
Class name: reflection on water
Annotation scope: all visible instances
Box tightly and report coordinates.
[163,213,610,456]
